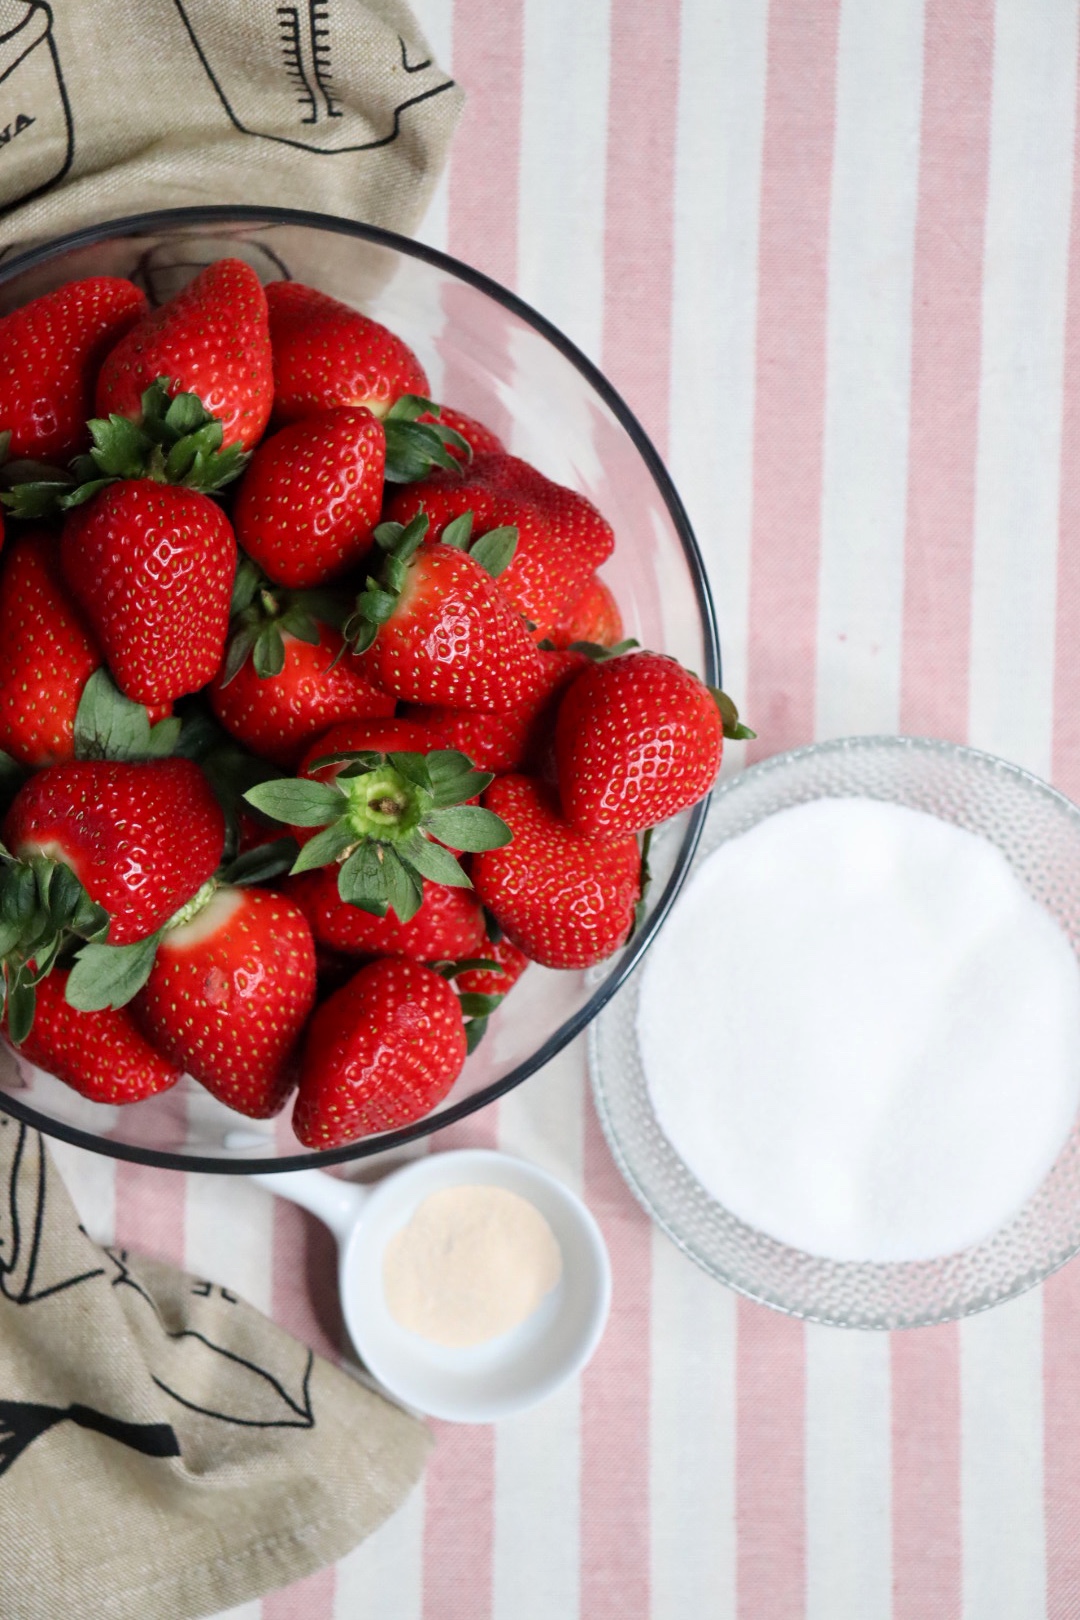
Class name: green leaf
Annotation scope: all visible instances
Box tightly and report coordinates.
[58,478,113,510]
[69,893,110,942]
[5,969,36,1045]
[384,393,434,424]
[457,991,505,1018]
[383,418,462,483]
[72,668,177,763]
[337,842,390,913]
[304,748,383,774]
[164,390,207,437]
[710,687,756,742]
[219,624,259,688]
[87,413,150,479]
[440,511,474,551]
[41,862,86,927]
[279,606,321,646]
[402,835,472,888]
[0,749,26,817]
[428,769,492,810]
[469,526,518,578]
[223,837,300,887]
[243,778,344,826]
[66,932,162,1012]
[230,556,264,617]
[2,478,76,519]
[386,752,433,792]
[1,863,38,928]
[288,820,355,874]
[424,805,512,853]
[382,845,424,923]
[0,917,22,957]
[464,1015,489,1055]
[252,623,286,680]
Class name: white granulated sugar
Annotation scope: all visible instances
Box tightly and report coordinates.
[637,797,1080,1262]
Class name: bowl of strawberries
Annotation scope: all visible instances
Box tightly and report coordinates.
[0,206,736,1171]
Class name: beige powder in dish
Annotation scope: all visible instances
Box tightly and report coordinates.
[382,1185,563,1348]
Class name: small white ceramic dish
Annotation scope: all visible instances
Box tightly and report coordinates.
[252,1149,611,1423]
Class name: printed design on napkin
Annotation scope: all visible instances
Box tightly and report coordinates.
[172,0,456,154]
[109,1249,317,1430]
[0,0,72,210]
[0,1118,106,1306]
[0,1399,180,1479]
[132,234,293,308]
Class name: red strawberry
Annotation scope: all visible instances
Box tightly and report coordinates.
[266,280,429,425]
[288,865,488,961]
[0,277,147,461]
[3,759,225,945]
[416,404,505,461]
[233,407,385,588]
[349,518,543,713]
[298,718,437,781]
[403,647,588,775]
[0,530,101,767]
[555,652,746,836]
[385,451,614,639]
[95,259,273,451]
[7,968,180,1103]
[455,936,529,998]
[293,957,467,1146]
[61,480,236,706]
[210,621,395,768]
[552,573,624,649]
[471,775,640,969]
[134,885,316,1118]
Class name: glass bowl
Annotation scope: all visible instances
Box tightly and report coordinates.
[0,207,718,1173]
[590,735,1080,1329]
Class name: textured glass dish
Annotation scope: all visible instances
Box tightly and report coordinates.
[591,736,1080,1329]
[0,206,718,1173]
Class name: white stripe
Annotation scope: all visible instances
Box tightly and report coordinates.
[411,0,454,258]
[968,0,1079,774]
[667,0,769,774]
[649,1232,737,1620]
[333,1474,425,1620]
[960,1290,1046,1619]
[185,1171,274,1316]
[517,0,612,365]
[815,0,924,741]
[493,1044,585,1620]
[48,1139,117,1246]
[805,1327,892,1620]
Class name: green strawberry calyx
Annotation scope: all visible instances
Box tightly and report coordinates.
[220,556,350,686]
[342,510,519,657]
[710,687,756,742]
[382,395,472,484]
[0,376,250,519]
[0,850,110,1042]
[243,747,513,925]
[432,956,507,1053]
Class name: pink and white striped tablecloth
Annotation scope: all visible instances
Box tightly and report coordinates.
[53,0,1080,1613]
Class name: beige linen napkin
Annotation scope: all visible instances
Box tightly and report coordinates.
[0,1115,432,1620]
[0,0,463,247]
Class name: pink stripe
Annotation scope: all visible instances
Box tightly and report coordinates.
[112,1162,186,1270]
[899,0,994,741]
[1053,38,1080,801]
[735,1300,806,1619]
[600,0,681,457]
[1044,1266,1080,1616]
[262,1568,336,1620]
[744,0,841,762]
[890,1325,962,1619]
[446,4,523,290]
[581,1100,651,1620]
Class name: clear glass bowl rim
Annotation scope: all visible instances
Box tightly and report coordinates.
[0,204,721,1175]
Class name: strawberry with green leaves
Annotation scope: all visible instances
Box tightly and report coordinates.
[292,957,467,1146]
[344,513,543,713]
[266,280,429,424]
[133,885,316,1118]
[0,531,101,768]
[96,258,273,451]
[244,741,511,926]
[7,968,180,1104]
[208,561,395,767]
[471,775,641,970]
[554,652,754,837]
[384,452,614,640]
[416,404,505,461]
[403,646,589,775]
[0,276,147,461]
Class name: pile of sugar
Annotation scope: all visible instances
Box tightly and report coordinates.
[637,798,1080,1262]
[382,1184,563,1347]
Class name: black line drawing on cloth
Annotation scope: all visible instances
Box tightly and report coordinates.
[0,1118,105,1306]
[108,1249,316,1430]
[132,235,293,307]
[172,0,455,155]
[0,1400,179,1479]
[0,0,72,216]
